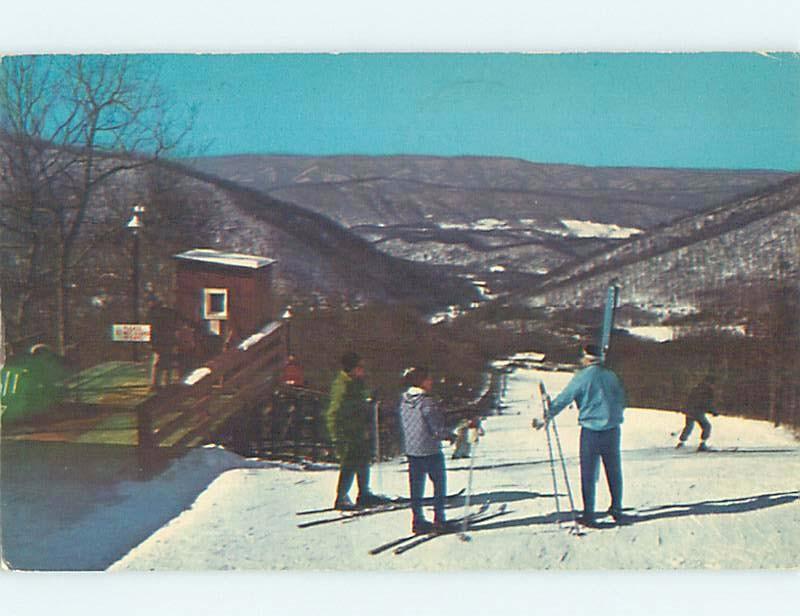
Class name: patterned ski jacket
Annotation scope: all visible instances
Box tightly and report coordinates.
[398,387,450,457]
[548,363,627,431]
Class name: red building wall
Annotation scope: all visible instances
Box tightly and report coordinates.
[174,261,273,338]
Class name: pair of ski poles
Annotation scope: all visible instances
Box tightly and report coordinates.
[535,381,582,535]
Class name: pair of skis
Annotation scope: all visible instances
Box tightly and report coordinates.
[296,488,466,529]
[369,502,509,556]
[371,428,507,556]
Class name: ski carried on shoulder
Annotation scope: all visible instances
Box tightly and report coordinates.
[297,488,467,528]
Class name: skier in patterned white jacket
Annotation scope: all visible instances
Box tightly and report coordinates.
[398,366,456,534]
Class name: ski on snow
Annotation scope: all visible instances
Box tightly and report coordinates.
[297,488,467,528]
[366,501,490,555]
[296,488,466,516]
[392,503,509,556]
[368,502,509,556]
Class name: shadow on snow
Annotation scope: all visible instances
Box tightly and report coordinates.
[461,490,800,534]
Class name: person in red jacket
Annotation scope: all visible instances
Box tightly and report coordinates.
[281,354,305,387]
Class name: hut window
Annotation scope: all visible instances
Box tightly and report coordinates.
[203,288,229,320]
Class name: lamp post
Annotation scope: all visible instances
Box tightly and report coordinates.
[126,204,145,361]
[281,306,293,357]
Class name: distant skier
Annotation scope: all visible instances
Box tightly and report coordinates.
[452,417,484,460]
[398,366,457,534]
[542,344,628,527]
[326,351,386,510]
[676,375,718,452]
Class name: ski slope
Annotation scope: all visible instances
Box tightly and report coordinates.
[109,366,800,571]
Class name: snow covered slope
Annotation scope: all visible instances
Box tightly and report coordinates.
[109,367,800,571]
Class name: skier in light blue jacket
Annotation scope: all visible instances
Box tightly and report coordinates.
[545,344,628,527]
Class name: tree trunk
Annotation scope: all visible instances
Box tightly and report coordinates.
[0,290,5,367]
[56,251,70,358]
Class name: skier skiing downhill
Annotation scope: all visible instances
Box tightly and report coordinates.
[397,366,458,534]
[676,375,719,451]
[540,344,629,528]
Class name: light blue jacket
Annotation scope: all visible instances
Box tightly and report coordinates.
[548,364,627,431]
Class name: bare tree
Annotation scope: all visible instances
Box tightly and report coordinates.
[0,55,195,356]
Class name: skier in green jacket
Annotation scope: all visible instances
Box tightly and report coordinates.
[326,351,385,510]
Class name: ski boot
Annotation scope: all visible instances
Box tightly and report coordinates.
[356,492,392,508]
[412,519,434,534]
[607,507,635,525]
[333,496,357,511]
[697,441,710,452]
[576,515,602,529]
[675,441,685,449]
[433,519,461,534]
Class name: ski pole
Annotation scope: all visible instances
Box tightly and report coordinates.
[538,382,563,524]
[373,400,382,495]
[461,426,480,534]
[550,416,582,534]
[538,382,585,535]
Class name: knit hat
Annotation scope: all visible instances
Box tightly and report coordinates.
[583,344,602,359]
[341,351,362,373]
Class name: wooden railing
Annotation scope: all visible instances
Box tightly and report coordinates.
[136,321,287,448]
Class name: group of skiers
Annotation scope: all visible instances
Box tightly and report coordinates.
[323,344,718,533]
[324,352,460,533]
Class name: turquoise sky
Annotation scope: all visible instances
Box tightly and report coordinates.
[161,53,798,170]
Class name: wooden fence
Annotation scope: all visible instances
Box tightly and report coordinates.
[135,321,287,450]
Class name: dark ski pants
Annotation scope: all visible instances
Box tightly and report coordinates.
[579,427,623,519]
[679,413,711,443]
[408,451,447,524]
[336,463,370,503]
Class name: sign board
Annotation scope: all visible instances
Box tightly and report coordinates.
[112,324,151,342]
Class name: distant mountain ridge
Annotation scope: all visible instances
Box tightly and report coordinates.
[188,154,791,228]
[524,173,800,311]
[6,143,796,335]
[157,158,479,306]
[186,154,793,289]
